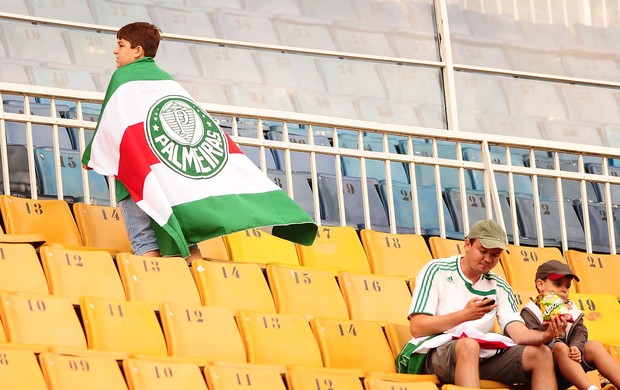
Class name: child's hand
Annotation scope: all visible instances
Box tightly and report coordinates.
[568,346,581,362]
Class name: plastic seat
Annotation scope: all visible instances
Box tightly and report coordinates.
[156,41,202,79]
[123,357,208,390]
[331,26,394,57]
[197,236,228,261]
[355,97,421,126]
[204,361,288,390]
[462,147,532,195]
[542,120,604,147]
[0,292,88,354]
[116,253,201,308]
[193,45,262,84]
[585,163,620,204]
[4,115,73,150]
[91,0,151,26]
[500,244,565,290]
[384,323,413,359]
[574,201,620,253]
[223,228,300,266]
[160,303,246,363]
[338,272,411,326]
[267,170,316,217]
[297,0,357,23]
[236,310,323,367]
[316,174,389,229]
[0,348,48,389]
[266,263,349,320]
[272,16,336,51]
[286,366,365,390]
[501,78,566,119]
[565,250,620,299]
[0,242,49,294]
[191,259,276,313]
[34,147,110,203]
[256,51,324,91]
[454,72,510,116]
[510,288,539,311]
[360,229,432,278]
[319,57,385,99]
[296,226,371,274]
[40,246,125,304]
[72,203,131,253]
[560,84,620,125]
[293,90,359,119]
[3,23,72,65]
[238,145,278,170]
[213,9,280,45]
[150,3,215,38]
[39,352,128,390]
[571,292,620,346]
[378,64,443,106]
[409,141,474,190]
[523,155,597,201]
[228,83,295,112]
[0,195,82,247]
[0,144,33,197]
[65,29,115,70]
[266,131,335,175]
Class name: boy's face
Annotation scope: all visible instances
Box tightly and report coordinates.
[536,275,573,301]
[114,38,143,68]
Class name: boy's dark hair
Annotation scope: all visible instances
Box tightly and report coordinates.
[117,22,161,57]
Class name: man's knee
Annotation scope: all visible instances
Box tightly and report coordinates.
[523,344,553,369]
[454,338,481,360]
[552,341,569,357]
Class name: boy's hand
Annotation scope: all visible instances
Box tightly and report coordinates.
[568,346,581,362]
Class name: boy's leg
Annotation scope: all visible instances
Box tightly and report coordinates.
[552,342,593,390]
[119,198,160,256]
[584,340,620,387]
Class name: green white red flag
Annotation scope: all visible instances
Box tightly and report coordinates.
[82,58,317,256]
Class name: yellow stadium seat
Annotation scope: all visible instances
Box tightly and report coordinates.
[191,259,276,313]
[338,271,411,326]
[571,292,620,346]
[236,310,323,368]
[159,302,246,364]
[500,244,565,290]
[266,263,349,320]
[72,202,131,254]
[0,242,49,295]
[365,377,438,390]
[0,292,87,354]
[0,195,82,247]
[428,236,507,280]
[39,352,128,390]
[510,288,539,311]
[285,366,365,390]
[40,246,125,304]
[123,357,208,390]
[296,226,371,273]
[565,250,620,299]
[204,361,288,390]
[116,253,201,308]
[80,296,167,358]
[384,323,412,359]
[0,348,48,389]
[224,228,299,265]
[197,235,228,261]
[360,229,432,278]
[441,385,510,390]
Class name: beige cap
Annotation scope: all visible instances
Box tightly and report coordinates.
[467,219,508,251]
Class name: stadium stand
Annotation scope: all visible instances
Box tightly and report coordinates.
[204,361,288,390]
[0,242,49,295]
[0,349,48,389]
[122,357,208,390]
[72,203,131,253]
[39,352,128,390]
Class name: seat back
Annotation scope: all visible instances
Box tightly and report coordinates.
[364,377,438,390]
[191,259,276,313]
[122,358,208,390]
[116,253,201,308]
[285,366,365,390]
[0,349,48,389]
[39,352,128,390]
[571,292,620,346]
[565,250,620,299]
[0,292,87,350]
[160,303,246,363]
[79,296,168,357]
[0,195,82,246]
[511,288,539,311]
[296,226,371,273]
[204,362,288,390]
[72,203,131,253]
[360,229,432,278]
[266,263,349,320]
[310,317,396,373]
[384,322,413,359]
[0,242,49,294]
[501,244,565,290]
[40,246,125,303]
[338,272,411,326]
[197,236,228,261]
[224,228,300,266]
[236,310,323,367]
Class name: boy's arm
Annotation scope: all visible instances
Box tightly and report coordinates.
[568,319,588,355]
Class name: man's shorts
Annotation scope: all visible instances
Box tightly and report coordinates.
[425,340,529,386]
[119,197,159,255]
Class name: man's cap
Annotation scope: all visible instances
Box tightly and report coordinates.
[535,259,580,282]
[466,219,508,251]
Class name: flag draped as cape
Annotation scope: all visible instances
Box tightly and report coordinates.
[82,57,317,257]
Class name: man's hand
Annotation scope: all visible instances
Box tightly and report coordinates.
[462,297,497,322]
[542,315,568,343]
[568,346,581,362]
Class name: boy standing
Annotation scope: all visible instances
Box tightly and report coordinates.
[521,260,620,390]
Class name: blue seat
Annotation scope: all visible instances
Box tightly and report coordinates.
[266,169,315,217]
[267,131,335,175]
[338,134,409,183]
[316,173,389,230]
[3,100,74,149]
[574,200,620,253]
[462,147,532,195]
[585,163,620,204]
[523,155,598,201]
[0,144,32,196]
[34,147,109,204]
[378,182,461,238]
[407,141,474,190]
[63,105,100,150]
[443,188,514,240]
[514,195,585,249]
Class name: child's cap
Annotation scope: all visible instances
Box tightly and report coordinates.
[467,219,508,251]
[535,260,580,282]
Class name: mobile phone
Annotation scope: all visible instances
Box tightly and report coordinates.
[482,299,496,306]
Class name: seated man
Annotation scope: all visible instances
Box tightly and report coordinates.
[397,219,566,389]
